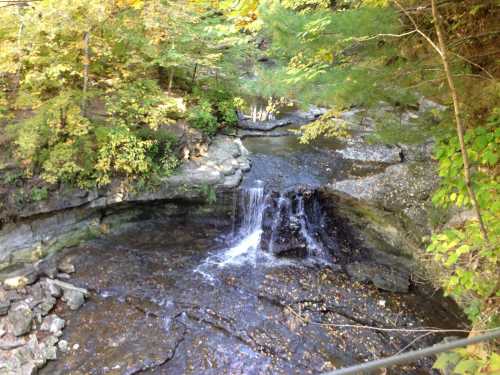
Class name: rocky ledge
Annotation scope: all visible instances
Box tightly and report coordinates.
[0,136,250,271]
[0,257,87,374]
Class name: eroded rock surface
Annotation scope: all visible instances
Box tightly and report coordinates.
[0,136,250,271]
[38,221,464,375]
[0,259,87,374]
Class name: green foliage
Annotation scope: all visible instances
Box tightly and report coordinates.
[8,92,95,185]
[0,90,8,121]
[187,100,218,135]
[95,126,155,186]
[282,0,331,11]
[30,187,48,202]
[2,170,23,185]
[105,80,183,131]
[193,87,242,127]
[293,110,350,143]
[434,348,500,375]
[200,183,217,204]
[432,112,499,210]
[427,109,499,335]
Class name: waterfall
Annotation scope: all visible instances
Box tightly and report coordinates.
[196,183,332,277]
[219,181,268,266]
[296,194,326,258]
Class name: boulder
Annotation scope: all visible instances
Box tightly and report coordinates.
[40,314,65,334]
[42,279,61,298]
[0,298,10,315]
[329,162,438,235]
[2,266,39,290]
[57,258,75,274]
[345,262,410,293]
[58,340,69,353]
[8,302,33,336]
[62,289,85,310]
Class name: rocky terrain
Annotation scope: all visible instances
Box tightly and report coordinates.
[0,257,87,374]
[0,99,469,374]
[0,136,250,271]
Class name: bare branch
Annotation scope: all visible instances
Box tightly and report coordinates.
[392,0,443,57]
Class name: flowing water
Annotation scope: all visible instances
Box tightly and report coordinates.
[40,123,466,375]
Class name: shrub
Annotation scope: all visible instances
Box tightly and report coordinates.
[95,126,156,186]
[106,80,183,130]
[9,93,93,183]
[30,187,49,202]
[187,100,218,135]
[217,99,239,126]
[41,141,93,186]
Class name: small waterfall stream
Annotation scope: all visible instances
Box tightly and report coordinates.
[198,182,332,274]
[219,181,267,266]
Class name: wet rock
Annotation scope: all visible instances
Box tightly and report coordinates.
[62,289,85,310]
[329,162,437,236]
[14,334,55,369]
[40,342,57,361]
[2,266,39,290]
[0,298,10,315]
[336,141,402,163]
[57,340,68,353]
[34,298,56,318]
[41,279,61,298]
[19,362,37,375]
[57,259,75,274]
[8,302,33,336]
[260,189,328,258]
[345,262,410,293]
[44,335,59,347]
[40,315,65,334]
[0,338,25,350]
[35,258,58,279]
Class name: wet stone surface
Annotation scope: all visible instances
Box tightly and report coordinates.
[40,221,463,375]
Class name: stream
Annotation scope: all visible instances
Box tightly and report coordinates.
[40,123,464,375]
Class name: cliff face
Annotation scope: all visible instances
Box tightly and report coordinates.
[0,136,250,271]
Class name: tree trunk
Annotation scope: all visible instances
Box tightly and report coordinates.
[191,63,198,86]
[13,6,24,95]
[81,31,90,116]
[168,68,174,93]
[430,0,488,241]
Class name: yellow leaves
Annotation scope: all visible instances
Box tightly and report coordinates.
[116,0,144,10]
[293,110,350,144]
[361,0,390,7]
[314,48,334,64]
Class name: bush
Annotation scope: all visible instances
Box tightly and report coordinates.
[106,80,183,130]
[9,93,94,184]
[30,187,48,202]
[95,126,155,186]
[41,141,94,186]
[428,108,499,375]
[187,100,218,135]
[217,99,239,126]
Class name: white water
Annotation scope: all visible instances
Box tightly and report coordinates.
[296,195,326,258]
[195,182,330,283]
[219,181,267,266]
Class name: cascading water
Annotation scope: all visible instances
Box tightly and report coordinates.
[196,182,332,279]
[260,189,331,262]
[218,180,268,266]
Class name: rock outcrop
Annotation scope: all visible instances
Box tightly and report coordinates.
[0,255,88,374]
[0,136,250,271]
